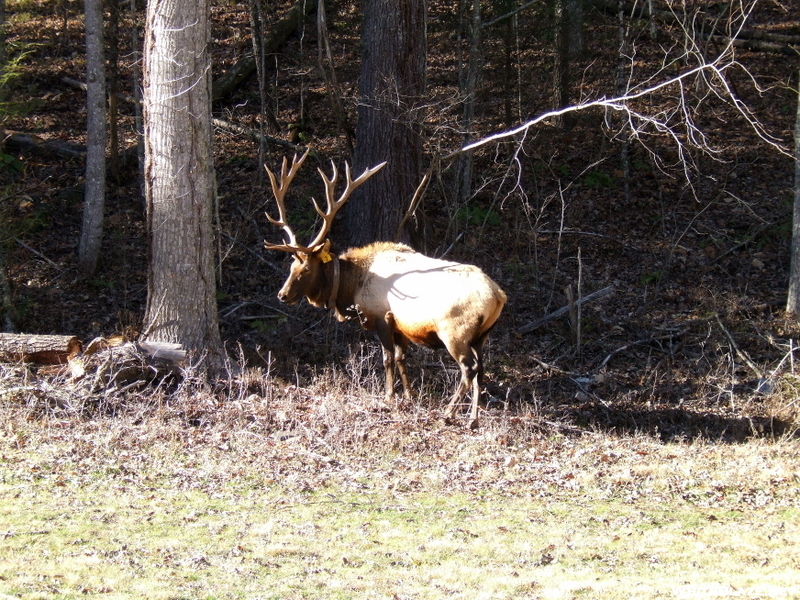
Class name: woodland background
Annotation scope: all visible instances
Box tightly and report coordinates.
[0,0,799,437]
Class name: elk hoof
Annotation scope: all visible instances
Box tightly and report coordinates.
[468,418,480,430]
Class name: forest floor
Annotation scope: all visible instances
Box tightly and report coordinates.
[2,0,800,598]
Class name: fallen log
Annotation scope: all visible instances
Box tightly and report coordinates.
[1,128,86,160]
[0,333,82,364]
[212,0,317,101]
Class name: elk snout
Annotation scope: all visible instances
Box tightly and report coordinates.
[277,282,300,305]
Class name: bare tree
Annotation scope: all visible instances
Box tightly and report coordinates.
[78,0,106,275]
[452,0,481,211]
[344,0,427,247]
[141,0,223,365]
[552,0,583,129]
[787,69,800,316]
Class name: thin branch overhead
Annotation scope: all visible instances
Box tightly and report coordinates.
[449,0,791,169]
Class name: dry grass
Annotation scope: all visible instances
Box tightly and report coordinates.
[1,357,799,600]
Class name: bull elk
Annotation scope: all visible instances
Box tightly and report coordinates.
[264,150,507,428]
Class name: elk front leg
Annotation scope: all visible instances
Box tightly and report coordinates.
[386,314,413,400]
[375,316,396,401]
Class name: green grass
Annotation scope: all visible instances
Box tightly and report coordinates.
[2,409,799,600]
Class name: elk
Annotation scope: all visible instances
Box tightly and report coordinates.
[264,150,506,428]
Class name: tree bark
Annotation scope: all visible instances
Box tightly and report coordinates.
[787,68,800,316]
[78,0,106,275]
[345,0,427,247]
[142,0,223,366]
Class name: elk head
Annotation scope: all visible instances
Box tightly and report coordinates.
[264,150,386,307]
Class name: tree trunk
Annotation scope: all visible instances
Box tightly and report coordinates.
[552,0,582,129]
[344,0,427,247]
[248,0,281,135]
[142,0,223,367]
[78,0,106,275]
[0,0,6,72]
[107,0,120,181]
[787,68,800,316]
[130,0,145,188]
[451,0,480,212]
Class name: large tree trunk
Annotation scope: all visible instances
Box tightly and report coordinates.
[142,0,223,366]
[344,0,427,247]
[78,0,106,275]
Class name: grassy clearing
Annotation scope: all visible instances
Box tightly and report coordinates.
[2,387,799,600]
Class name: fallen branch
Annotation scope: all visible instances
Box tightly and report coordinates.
[517,285,615,335]
[14,238,64,273]
[596,327,689,371]
[591,0,800,54]
[212,118,303,152]
[62,76,136,103]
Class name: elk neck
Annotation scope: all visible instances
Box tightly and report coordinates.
[326,254,341,312]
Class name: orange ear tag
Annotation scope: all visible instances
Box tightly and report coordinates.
[320,251,333,264]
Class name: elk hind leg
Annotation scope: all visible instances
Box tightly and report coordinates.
[443,342,479,420]
[465,332,492,427]
[393,334,413,400]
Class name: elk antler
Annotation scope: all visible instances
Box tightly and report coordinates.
[263,149,311,253]
[264,150,386,254]
[305,160,387,250]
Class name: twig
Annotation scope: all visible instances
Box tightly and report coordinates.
[570,377,610,407]
[14,238,64,273]
[1,530,50,538]
[438,232,463,260]
[535,229,644,252]
[714,314,764,379]
[530,355,578,376]
[517,285,615,335]
[394,165,433,243]
[219,230,281,274]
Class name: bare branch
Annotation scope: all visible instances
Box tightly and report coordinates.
[450,1,791,177]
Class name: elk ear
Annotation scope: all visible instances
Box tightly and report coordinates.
[313,239,334,264]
